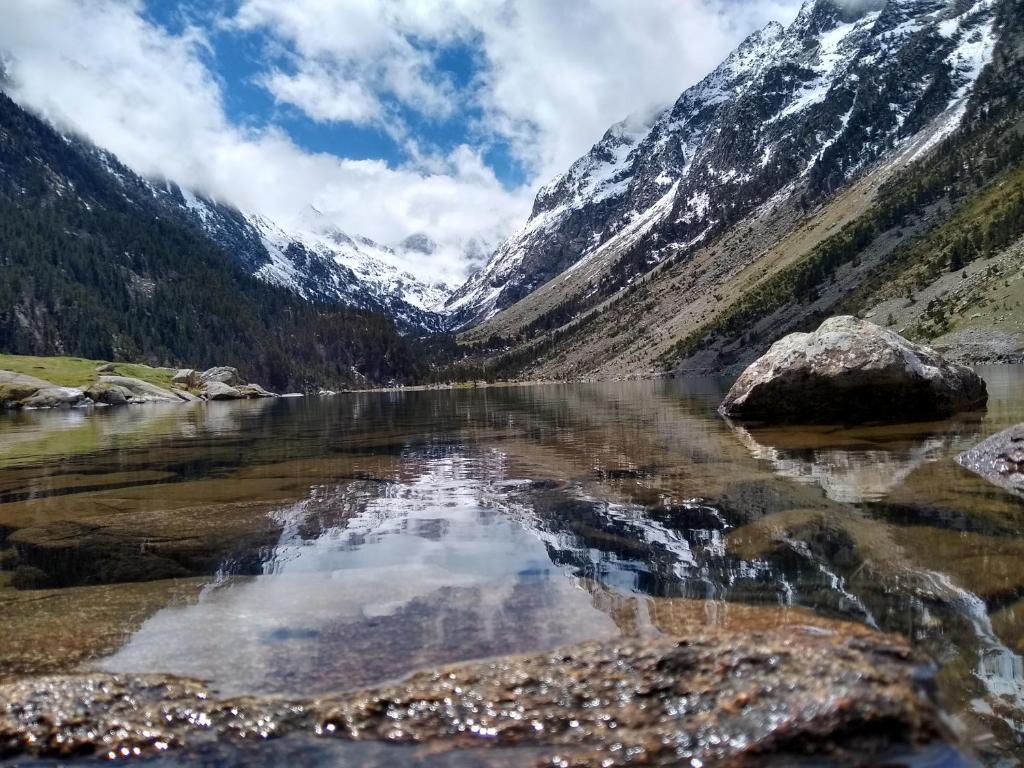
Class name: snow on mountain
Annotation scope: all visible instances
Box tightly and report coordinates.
[447,0,1000,326]
[252,206,452,313]
[161,193,453,332]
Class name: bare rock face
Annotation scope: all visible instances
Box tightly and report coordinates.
[200,366,243,386]
[720,316,988,424]
[957,424,1024,497]
[0,628,958,766]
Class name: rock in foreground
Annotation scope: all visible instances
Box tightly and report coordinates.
[0,627,956,766]
[720,316,987,424]
[957,424,1024,497]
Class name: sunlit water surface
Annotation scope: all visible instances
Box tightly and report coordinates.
[3,370,1024,763]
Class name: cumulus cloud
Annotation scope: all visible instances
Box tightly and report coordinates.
[239,0,459,128]
[235,0,801,180]
[0,0,800,284]
[261,64,384,124]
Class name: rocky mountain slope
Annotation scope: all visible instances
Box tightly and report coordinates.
[0,91,426,389]
[450,0,1021,380]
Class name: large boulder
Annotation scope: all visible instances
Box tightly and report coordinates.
[201,380,243,400]
[200,366,243,386]
[84,382,132,406]
[957,424,1024,497]
[171,369,199,388]
[96,376,181,404]
[719,316,988,424]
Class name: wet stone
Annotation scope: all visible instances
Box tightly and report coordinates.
[0,628,958,766]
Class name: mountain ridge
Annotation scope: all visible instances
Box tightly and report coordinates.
[159,186,455,333]
[442,0,1022,382]
[448,0,1000,332]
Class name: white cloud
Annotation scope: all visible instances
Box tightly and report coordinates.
[234,0,801,180]
[0,0,800,285]
[235,0,459,128]
[261,64,383,124]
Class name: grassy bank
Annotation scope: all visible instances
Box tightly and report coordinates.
[0,354,177,390]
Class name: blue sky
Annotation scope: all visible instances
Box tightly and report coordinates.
[140,1,531,189]
[1,0,798,282]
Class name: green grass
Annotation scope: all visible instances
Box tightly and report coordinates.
[0,353,177,390]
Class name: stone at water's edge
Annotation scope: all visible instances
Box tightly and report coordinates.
[19,386,89,409]
[202,380,243,400]
[957,424,1024,497]
[237,383,277,398]
[95,376,182,404]
[0,627,961,766]
[720,316,987,424]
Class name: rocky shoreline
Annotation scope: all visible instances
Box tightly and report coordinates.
[0,366,288,411]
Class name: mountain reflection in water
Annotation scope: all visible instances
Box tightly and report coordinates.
[1,369,1024,762]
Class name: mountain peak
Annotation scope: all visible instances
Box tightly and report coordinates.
[293,204,357,247]
[449,0,1000,327]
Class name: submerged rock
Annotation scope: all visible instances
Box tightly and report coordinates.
[0,628,956,765]
[720,316,987,424]
[957,424,1024,497]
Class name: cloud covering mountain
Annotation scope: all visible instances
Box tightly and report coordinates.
[0,0,798,284]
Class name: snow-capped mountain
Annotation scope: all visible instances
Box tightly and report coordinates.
[448,0,999,325]
[63,145,456,333]
[164,192,453,332]
[248,206,452,321]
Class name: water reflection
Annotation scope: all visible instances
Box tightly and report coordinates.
[730,423,953,503]
[97,452,620,695]
[1,373,1024,761]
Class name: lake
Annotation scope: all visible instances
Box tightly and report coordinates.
[2,369,1024,764]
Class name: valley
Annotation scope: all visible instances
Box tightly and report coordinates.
[2,1,1024,764]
